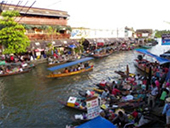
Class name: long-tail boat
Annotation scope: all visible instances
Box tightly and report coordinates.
[134,49,170,74]
[46,57,94,78]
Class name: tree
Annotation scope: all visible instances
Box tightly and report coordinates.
[0,10,30,54]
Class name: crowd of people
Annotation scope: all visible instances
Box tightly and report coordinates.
[63,62,90,73]
[78,64,170,128]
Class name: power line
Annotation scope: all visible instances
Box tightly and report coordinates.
[18,0,28,12]
[47,0,61,7]
[17,0,36,23]
[1,0,8,10]
[14,0,29,21]
[13,0,22,10]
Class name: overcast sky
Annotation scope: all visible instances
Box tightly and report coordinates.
[4,0,170,30]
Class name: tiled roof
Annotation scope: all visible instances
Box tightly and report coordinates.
[0,4,69,18]
[136,29,152,33]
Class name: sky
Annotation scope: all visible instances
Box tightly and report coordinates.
[3,0,170,30]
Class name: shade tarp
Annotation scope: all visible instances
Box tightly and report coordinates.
[0,61,6,65]
[135,49,170,65]
[160,53,170,58]
[76,116,116,128]
[47,57,94,71]
[68,44,77,48]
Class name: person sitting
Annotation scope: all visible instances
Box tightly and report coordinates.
[73,67,77,72]
[19,67,23,72]
[97,80,107,89]
[77,65,81,71]
[112,85,121,97]
[80,62,84,69]
[64,68,69,73]
[101,89,109,100]
[0,70,3,74]
[112,111,129,127]
[84,62,89,68]
[69,67,73,72]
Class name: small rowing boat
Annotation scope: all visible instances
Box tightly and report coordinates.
[58,96,87,112]
[0,69,30,77]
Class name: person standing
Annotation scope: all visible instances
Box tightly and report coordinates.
[147,82,158,108]
[162,97,170,128]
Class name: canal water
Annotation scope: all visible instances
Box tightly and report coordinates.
[0,40,170,128]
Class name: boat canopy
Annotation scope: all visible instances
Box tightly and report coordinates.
[47,57,94,71]
[77,116,116,128]
[160,53,170,58]
[135,49,170,65]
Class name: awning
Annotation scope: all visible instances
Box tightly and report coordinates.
[47,57,94,71]
[0,61,6,65]
[135,49,170,65]
[86,38,96,45]
[68,44,77,49]
[35,48,44,52]
[77,116,116,128]
[97,42,104,46]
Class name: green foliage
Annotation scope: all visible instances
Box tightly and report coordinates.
[65,26,72,32]
[0,11,30,54]
[1,10,20,18]
[155,30,170,38]
[21,24,72,31]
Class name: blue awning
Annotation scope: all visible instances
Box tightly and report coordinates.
[135,49,170,65]
[77,116,116,128]
[160,53,170,57]
[47,57,94,71]
[68,44,77,48]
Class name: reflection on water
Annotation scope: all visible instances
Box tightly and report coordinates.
[0,43,169,127]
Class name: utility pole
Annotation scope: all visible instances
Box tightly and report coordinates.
[117,28,119,38]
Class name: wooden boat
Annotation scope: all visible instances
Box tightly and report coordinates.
[58,96,87,112]
[46,57,94,78]
[93,88,104,94]
[134,49,170,74]
[71,114,90,123]
[139,43,153,49]
[92,51,113,58]
[47,66,93,78]
[47,61,67,67]
[0,69,30,77]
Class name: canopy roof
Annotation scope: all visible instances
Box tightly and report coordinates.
[47,57,94,71]
[160,53,170,58]
[77,116,116,128]
[135,49,170,65]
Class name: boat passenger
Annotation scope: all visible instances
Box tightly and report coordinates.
[69,67,73,72]
[19,67,23,72]
[73,67,77,72]
[84,62,89,68]
[112,86,121,97]
[77,65,81,71]
[101,89,109,100]
[0,70,3,74]
[64,68,69,73]
[112,111,129,127]
[80,62,84,69]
